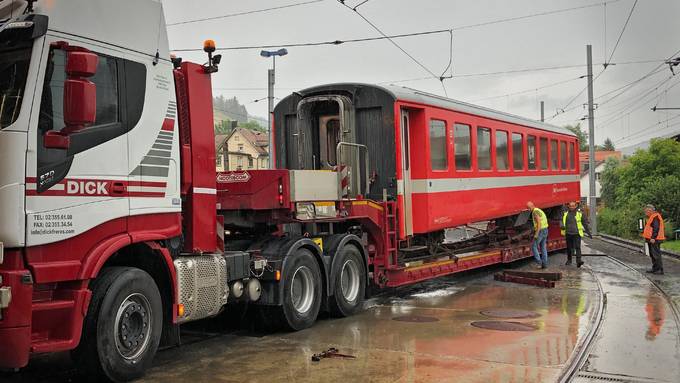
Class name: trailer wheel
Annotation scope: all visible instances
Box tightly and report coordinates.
[72,267,163,382]
[330,244,366,317]
[278,248,322,330]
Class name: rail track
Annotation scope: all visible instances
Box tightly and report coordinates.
[559,239,680,382]
[599,233,680,260]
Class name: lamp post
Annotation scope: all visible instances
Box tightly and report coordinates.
[260,48,288,169]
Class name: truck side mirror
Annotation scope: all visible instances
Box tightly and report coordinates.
[44,49,98,150]
[63,51,98,133]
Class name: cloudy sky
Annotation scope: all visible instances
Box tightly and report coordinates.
[162,0,680,148]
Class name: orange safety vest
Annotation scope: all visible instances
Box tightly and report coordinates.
[642,212,666,240]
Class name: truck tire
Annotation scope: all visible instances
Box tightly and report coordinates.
[72,267,163,382]
[330,244,366,317]
[278,248,322,331]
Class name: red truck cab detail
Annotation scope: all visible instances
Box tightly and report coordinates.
[216,169,291,211]
[175,62,217,253]
[0,250,33,369]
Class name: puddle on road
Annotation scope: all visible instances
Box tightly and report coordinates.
[409,285,465,299]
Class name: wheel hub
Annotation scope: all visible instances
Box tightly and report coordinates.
[114,293,152,360]
[340,259,360,302]
[291,266,314,314]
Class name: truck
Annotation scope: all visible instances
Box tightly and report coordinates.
[0,0,578,381]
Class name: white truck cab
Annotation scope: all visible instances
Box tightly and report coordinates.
[1,0,179,250]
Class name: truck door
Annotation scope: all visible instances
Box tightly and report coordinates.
[400,109,413,236]
[25,38,130,246]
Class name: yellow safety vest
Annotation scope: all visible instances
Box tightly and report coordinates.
[561,210,584,237]
[533,208,549,230]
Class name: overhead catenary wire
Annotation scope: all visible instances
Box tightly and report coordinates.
[352,0,372,10]
[592,47,680,128]
[171,0,624,52]
[549,0,638,120]
[381,59,665,88]
[210,59,669,95]
[336,0,448,95]
[605,0,638,66]
[614,116,680,145]
[469,76,582,103]
[598,75,680,128]
[166,0,326,26]
[551,53,679,124]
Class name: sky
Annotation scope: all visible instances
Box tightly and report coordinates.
[162,0,680,149]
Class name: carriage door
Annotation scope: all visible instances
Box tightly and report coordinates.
[400,110,413,236]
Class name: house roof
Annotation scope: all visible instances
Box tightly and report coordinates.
[215,134,228,150]
[579,150,621,163]
[217,128,269,156]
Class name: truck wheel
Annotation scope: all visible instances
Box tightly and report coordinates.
[72,267,163,382]
[279,248,322,331]
[330,244,366,317]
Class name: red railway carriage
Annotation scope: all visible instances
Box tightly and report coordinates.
[273,83,580,239]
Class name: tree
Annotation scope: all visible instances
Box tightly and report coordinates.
[564,123,588,151]
[214,119,235,135]
[602,137,615,151]
[213,95,248,123]
[240,121,265,132]
[598,138,680,238]
[600,156,621,207]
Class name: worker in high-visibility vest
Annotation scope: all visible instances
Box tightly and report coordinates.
[643,204,665,275]
[560,201,591,268]
[527,201,549,269]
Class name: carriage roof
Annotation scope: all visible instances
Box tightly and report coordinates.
[294,83,574,137]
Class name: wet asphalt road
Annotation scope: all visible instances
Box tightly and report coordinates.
[2,239,679,383]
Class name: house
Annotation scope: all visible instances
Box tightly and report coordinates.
[215,128,269,171]
[578,150,621,173]
[579,151,622,206]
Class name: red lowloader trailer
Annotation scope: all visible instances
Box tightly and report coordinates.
[0,1,578,381]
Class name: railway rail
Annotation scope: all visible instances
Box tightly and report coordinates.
[599,233,680,260]
[559,240,680,382]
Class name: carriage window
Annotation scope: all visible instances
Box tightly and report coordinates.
[429,120,447,170]
[402,115,410,170]
[560,141,568,170]
[319,116,340,168]
[570,142,576,170]
[512,133,523,170]
[495,130,509,170]
[454,123,471,170]
[528,135,537,170]
[477,127,491,170]
[539,137,548,170]
[550,139,558,170]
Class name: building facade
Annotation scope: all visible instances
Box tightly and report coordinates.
[216,128,269,171]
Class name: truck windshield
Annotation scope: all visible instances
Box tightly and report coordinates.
[0,44,31,129]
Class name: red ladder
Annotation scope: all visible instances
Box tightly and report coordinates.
[383,201,398,268]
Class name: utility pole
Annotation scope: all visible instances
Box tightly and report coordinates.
[260,48,288,169]
[540,101,545,122]
[268,65,274,168]
[586,44,597,235]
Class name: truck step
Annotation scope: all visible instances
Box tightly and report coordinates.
[31,339,74,353]
[31,299,75,312]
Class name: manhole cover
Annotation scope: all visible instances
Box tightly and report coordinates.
[392,315,439,323]
[471,321,537,331]
[480,309,540,319]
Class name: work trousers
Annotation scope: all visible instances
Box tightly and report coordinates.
[565,234,582,263]
[532,228,549,266]
[648,241,664,272]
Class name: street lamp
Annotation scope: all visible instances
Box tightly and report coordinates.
[260,48,288,169]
